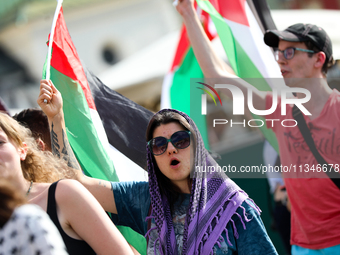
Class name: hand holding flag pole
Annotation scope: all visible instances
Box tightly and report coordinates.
[38,79,63,120]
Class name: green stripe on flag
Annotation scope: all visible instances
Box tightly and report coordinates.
[171,48,210,149]
[48,66,119,181]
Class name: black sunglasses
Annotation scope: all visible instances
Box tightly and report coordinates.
[274,47,315,61]
[148,130,191,156]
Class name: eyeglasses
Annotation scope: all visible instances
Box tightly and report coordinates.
[148,130,191,156]
[274,47,315,61]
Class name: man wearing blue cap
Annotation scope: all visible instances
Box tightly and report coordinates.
[175,0,340,254]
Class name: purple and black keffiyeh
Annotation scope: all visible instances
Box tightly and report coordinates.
[146,109,260,255]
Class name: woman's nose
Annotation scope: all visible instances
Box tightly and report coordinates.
[167,142,178,155]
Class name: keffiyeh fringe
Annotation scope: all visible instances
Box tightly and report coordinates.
[145,198,261,255]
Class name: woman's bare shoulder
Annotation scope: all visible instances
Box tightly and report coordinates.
[54,179,88,200]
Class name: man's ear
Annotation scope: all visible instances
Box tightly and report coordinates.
[36,138,46,151]
[19,142,28,161]
[314,51,326,69]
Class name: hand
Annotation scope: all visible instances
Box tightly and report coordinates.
[274,185,287,204]
[37,79,63,120]
[174,0,195,18]
[286,198,291,212]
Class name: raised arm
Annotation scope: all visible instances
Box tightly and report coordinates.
[37,80,118,214]
[37,79,81,171]
[176,0,229,78]
[176,0,267,111]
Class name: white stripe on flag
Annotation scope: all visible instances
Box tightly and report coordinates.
[108,144,148,182]
[161,72,174,109]
[90,108,147,182]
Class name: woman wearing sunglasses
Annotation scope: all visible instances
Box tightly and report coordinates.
[38,80,278,255]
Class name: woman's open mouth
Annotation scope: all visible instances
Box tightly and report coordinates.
[170,159,180,168]
[171,159,180,166]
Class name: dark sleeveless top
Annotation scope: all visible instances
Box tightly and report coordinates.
[47,181,96,255]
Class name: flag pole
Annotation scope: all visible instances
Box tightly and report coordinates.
[46,0,64,80]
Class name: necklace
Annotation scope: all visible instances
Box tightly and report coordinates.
[26,180,33,196]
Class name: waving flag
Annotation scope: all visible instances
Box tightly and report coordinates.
[43,1,117,181]
[163,0,284,152]
[194,0,285,151]
[84,67,153,170]
[161,6,220,148]
[43,1,147,253]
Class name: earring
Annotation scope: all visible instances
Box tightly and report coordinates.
[20,152,26,161]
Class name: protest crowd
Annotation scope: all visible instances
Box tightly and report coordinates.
[0,0,340,254]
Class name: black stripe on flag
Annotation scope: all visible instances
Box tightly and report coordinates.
[84,67,153,170]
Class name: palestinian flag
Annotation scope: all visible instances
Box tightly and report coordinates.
[43,2,117,181]
[194,0,286,152]
[84,67,153,170]
[161,5,219,149]
[43,1,146,253]
[163,0,285,152]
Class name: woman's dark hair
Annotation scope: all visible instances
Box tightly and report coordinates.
[304,40,335,75]
[146,111,195,210]
[0,178,26,228]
